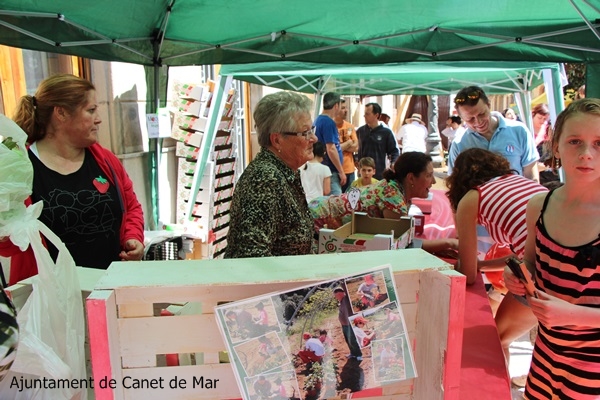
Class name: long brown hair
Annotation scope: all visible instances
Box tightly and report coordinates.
[12,74,95,143]
[445,148,516,211]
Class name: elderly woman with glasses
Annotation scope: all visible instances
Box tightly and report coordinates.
[225,91,316,258]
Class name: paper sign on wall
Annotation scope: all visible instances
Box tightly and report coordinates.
[146,108,171,138]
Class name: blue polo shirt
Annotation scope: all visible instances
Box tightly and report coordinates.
[448,112,539,175]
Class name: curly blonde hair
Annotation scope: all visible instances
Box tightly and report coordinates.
[445,148,516,211]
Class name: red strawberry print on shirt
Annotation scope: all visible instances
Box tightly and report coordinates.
[93,176,109,193]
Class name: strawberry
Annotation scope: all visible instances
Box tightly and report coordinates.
[93,176,110,194]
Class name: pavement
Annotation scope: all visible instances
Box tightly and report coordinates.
[509,332,534,399]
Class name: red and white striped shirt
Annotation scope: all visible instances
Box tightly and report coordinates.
[477,174,547,256]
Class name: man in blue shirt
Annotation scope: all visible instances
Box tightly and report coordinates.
[315,92,346,194]
[448,86,539,181]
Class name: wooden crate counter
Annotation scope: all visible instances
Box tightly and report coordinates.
[87,248,465,400]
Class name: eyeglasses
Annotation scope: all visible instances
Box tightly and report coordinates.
[280,126,316,140]
[454,90,482,105]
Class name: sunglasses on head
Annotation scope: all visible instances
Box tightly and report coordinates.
[454,90,482,105]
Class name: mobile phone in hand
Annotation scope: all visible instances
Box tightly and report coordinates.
[505,257,537,298]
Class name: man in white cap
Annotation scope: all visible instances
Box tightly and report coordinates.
[395,112,428,154]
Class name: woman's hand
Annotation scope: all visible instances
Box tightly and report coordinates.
[502,266,527,296]
[529,291,583,328]
[119,239,145,261]
[421,238,459,254]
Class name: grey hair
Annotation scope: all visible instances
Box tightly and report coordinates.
[255,91,313,148]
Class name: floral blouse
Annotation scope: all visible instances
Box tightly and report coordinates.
[224,148,313,258]
[309,179,408,231]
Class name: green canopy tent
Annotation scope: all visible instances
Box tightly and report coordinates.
[0,1,599,64]
[218,61,565,126]
[220,61,552,95]
[0,0,599,91]
[0,0,596,224]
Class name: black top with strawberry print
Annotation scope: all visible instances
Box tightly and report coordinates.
[29,148,122,269]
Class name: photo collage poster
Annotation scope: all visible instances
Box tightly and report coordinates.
[214,264,416,400]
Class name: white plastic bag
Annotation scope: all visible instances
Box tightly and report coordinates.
[0,116,87,399]
[0,114,32,230]
[0,205,88,400]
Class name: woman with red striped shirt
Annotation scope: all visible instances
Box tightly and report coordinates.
[446,148,548,367]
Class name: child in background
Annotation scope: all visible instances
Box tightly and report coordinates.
[504,99,600,399]
[318,329,334,348]
[300,141,332,202]
[349,157,379,190]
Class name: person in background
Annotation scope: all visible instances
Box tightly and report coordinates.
[315,92,346,194]
[253,376,272,398]
[334,98,358,191]
[396,113,428,154]
[349,157,378,190]
[318,329,334,348]
[334,286,363,361]
[357,274,379,309]
[300,141,331,202]
[297,332,325,363]
[575,84,586,100]
[254,301,269,327]
[272,377,287,399]
[384,307,400,323]
[448,85,539,181]
[379,342,396,370]
[310,152,457,254]
[225,92,316,258]
[0,74,144,284]
[257,335,276,359]
[445,148,547,375]
[356,102,399,180]
[352,316,376,347]
[502,108,517,121]
[379,112,392,129]
[440,115,464,153]
[531,104,560,187]
[531,103,551,147]
[504,99,600,399]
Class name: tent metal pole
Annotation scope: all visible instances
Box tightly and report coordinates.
[542,67,564,125]
[568,0,600,42]
[151,43,161,229]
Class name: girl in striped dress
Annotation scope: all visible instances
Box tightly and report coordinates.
[445,148,548,367]
[505,98,600,399]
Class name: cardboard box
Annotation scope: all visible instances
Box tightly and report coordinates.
[319,212,414,254]
[173,82,205,101]
[172,97,202,117]
[174,114,208,132]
